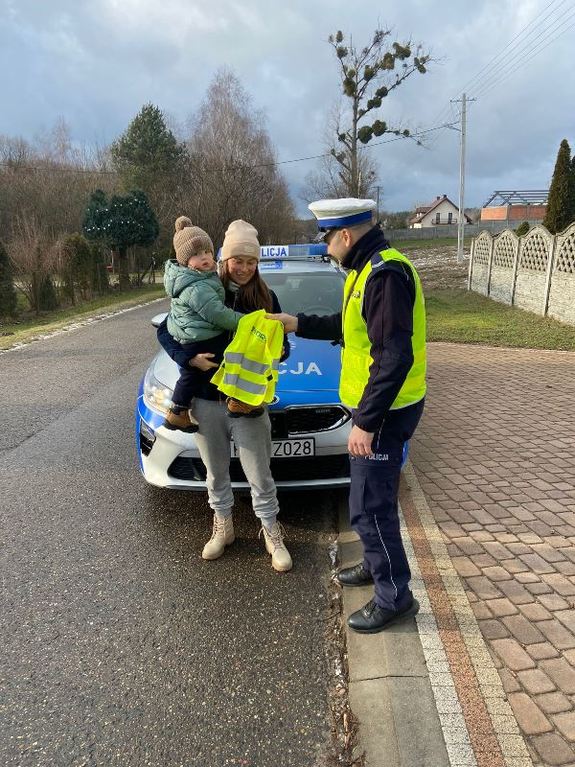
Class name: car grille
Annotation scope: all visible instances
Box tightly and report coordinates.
[269,406,349,437]
[168,455,350,483]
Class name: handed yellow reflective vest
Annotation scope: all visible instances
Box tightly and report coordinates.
[211,309,284,406]
[340,248,426,410]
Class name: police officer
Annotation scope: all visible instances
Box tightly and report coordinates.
[272,198,426,633]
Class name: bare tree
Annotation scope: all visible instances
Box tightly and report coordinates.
[0,120,120,248]
[0,120,122,312]
[185,69,295,246]
[302,106,378,202]
[325,28,430,197]
[0,134,34,168]
[6,215,59,314]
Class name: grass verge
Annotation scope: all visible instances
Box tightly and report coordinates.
[390,237,472,250]
[0,284,165,350]
[427,289,575,351]
[3,283,574,353]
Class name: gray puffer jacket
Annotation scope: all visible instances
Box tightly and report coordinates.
[164,260,242,343]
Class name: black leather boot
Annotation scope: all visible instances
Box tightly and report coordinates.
[336,563,374,587]
[347,597,420,634]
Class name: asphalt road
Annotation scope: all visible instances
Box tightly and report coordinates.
[0,301,340,767]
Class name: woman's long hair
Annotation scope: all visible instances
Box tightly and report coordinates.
[219,259,273,312]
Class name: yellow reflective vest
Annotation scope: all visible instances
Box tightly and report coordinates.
[211,310,284,406]
[340,248,426,410]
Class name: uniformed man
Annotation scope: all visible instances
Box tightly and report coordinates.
[272,198,426,633]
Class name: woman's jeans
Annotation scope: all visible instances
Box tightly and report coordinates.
[190,398,279,524]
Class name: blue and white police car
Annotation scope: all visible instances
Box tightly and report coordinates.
[136,243,351,490]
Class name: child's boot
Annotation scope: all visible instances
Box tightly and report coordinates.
[162,405,199,433]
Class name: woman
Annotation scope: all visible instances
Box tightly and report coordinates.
[157,220,292,572]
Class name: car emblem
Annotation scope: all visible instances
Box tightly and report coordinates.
[271,395,280,405]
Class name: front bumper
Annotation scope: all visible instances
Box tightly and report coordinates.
[136,397,351,491]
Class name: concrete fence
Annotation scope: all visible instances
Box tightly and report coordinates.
[387,221,516,241]
[468,223,575,325]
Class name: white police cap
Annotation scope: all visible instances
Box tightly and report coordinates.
[308,198,377,232]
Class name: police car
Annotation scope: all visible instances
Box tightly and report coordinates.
[136,243,352,490]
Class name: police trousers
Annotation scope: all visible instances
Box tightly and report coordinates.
[349,399,424,610]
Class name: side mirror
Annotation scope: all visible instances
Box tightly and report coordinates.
[151,312,168,328]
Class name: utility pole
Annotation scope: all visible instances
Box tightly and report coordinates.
[451,93,475,263]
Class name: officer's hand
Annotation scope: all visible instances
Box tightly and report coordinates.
[348,425,375,457]
[190,352,218,371]
[267,313,298,333]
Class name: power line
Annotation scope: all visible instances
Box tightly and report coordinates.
[0,161,116,175]
[425,101,461,152]
[462,0,571,95]
[202,122,457,171]
[429,0,562,125]
[428,0,571,127]
[471,4,575,98]
[0,122,457,178]
[368,121,458,149]
[208,122,459,171]
[472,9,575,99]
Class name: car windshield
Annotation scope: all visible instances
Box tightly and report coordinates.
[263,271,343,316]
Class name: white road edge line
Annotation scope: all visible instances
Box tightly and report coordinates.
[0,297,166,356]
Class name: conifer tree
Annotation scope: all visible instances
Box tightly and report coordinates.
[89,242,110,295]
[83,190,159,290]
[61,233,93,303]
[37,274,59,311]
[515,221,530,237]
[110,104,186,192]
[543,139,573,234]
[0,240,18,318]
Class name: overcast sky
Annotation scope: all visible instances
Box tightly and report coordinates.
[1,0,574,216]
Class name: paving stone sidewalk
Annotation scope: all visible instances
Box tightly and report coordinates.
[410,342,575,767]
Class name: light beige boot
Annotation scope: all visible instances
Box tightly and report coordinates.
[260,521,292,572]
[202,514,235,560]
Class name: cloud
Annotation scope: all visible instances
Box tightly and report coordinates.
[0,0,573,215]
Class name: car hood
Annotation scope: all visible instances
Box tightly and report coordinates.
[153,336,341,396]
[278,336,340,393]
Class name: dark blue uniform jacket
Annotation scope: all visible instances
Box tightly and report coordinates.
[296,225,424,435]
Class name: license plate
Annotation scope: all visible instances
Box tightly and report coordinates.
[231,438,315,458]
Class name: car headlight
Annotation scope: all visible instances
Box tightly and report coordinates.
[143,367,173,415]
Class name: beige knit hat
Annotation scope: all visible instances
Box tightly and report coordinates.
[220,220,260,261]
[173,216,214,266]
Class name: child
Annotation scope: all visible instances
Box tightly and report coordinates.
[163,216,244,433]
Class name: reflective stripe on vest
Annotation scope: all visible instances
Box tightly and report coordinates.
[339,248,427,410]
[224,353,280,375]
[221,373,268,396]
[211,310,284,406]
